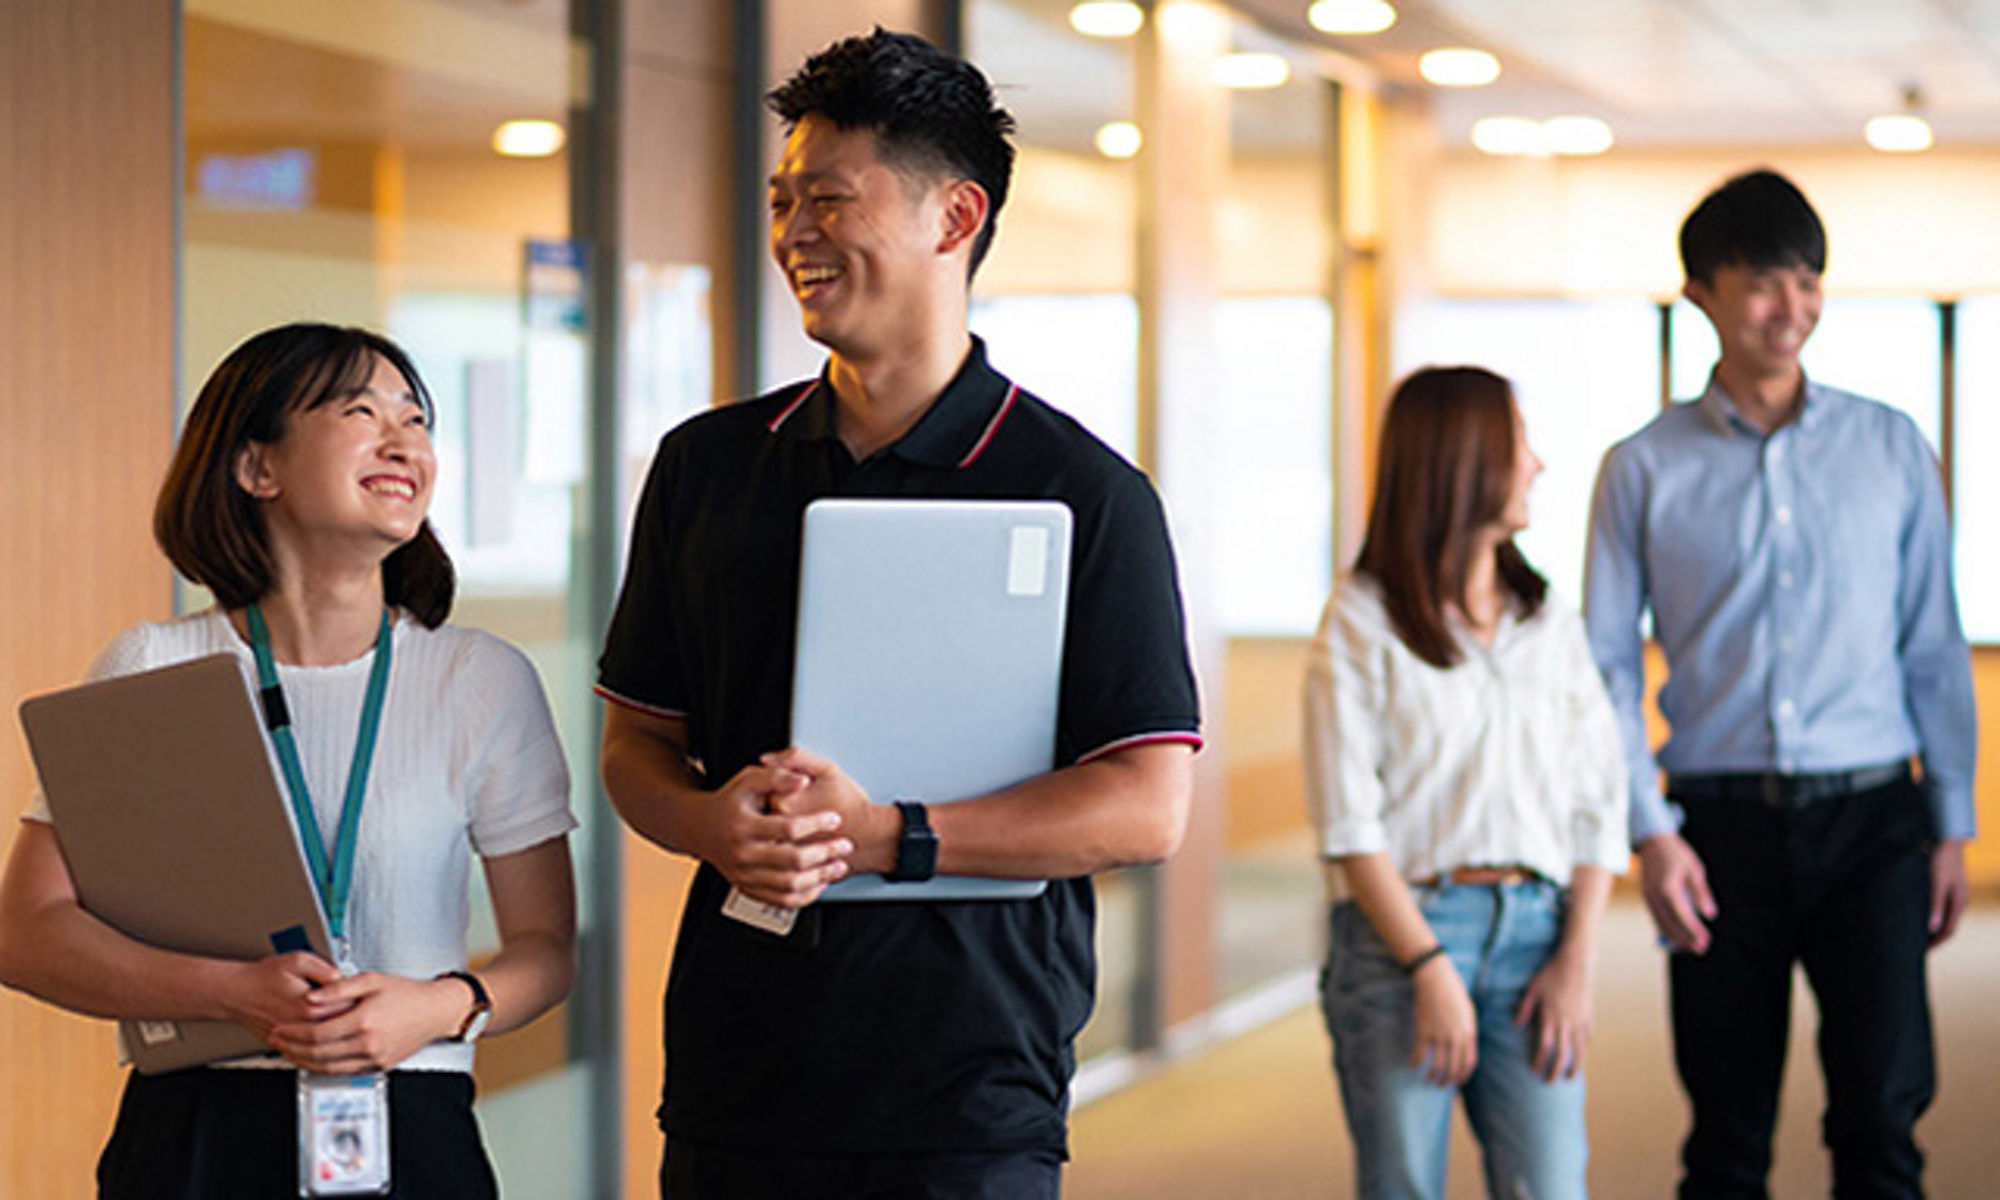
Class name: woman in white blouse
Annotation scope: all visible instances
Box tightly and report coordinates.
[1304,366,1628,1200]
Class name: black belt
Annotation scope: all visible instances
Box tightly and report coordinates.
[1667,761,1911,809]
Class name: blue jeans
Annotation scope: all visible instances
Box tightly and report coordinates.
[1320,880,1589,1200]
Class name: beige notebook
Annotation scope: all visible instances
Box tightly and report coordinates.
[19,653,333,1073]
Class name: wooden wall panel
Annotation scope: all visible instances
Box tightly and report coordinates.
[0,2,177,1195]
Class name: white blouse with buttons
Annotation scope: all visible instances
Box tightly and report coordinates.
[1303,572,1630,903]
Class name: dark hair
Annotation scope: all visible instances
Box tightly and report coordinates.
[767,27,1016,275]
[1353,366,1546,669]
[155,322,455,627]
[1680,168,1826,286]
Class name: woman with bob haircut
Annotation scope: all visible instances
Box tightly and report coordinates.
[1303,365,1628,1200]
[0,322,577,1198]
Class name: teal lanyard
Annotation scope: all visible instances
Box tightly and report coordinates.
[246,604,393,947]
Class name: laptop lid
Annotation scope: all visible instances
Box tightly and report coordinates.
[792,498,1070,902]
[19,652,335,1073]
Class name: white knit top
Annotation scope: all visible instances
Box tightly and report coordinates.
[23,608,576,1072]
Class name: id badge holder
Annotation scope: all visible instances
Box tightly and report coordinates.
[297,1072,391,1196]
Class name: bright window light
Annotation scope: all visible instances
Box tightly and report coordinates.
[1419,47,1500,87]
[1865,114,1932,153]
[1094,120,1144,159]
[1210,52,1291,90]
[1069,1,1144,37]
[1308,0,1396,35]
[492,119,566,158]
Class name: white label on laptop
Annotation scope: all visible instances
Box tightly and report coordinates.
[1007,526,1049,597]
[721,887,797,936]
[136,1020,181,1046]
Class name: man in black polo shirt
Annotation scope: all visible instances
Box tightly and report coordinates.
[597,29,1202,1199]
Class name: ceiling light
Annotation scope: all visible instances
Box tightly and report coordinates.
[492,119,566,158]
[1471,116,1543,156]
[1543,115,1614,155]
[1308,0,1396,35]
[1095,121,1144,159]
[1471,115,1616,157]
[1419,47,1500,88]
[1069,1,1144,37]
[1865,114,1932,153]
[1211,52,1291,89]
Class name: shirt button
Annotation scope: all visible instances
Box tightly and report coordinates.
[1778,699,1796,719]
[1780,635,1795,651]
[1778,571,1794,588]
[1776,505,1793,525]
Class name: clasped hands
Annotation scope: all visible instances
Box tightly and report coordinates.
[704,747,898,909]
[222,952,477,1075]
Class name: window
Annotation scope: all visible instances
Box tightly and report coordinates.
[1398,298,1660,601]
[1952,299,2000,642]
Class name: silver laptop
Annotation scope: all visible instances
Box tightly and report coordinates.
[793,499,1071,902]
[19,653,335,1073]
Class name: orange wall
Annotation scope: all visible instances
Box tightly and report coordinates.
[0,3,177,1195]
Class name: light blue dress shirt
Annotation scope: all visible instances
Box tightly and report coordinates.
[1584,377,1977,844]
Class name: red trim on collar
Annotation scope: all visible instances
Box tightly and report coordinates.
[765,380,819,433]
[956,383,1019,469]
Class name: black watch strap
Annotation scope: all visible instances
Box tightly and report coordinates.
[885,801,938,883]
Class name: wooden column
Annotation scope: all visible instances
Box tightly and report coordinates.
[0,2,177,1194]
[1135,0,1230,1037]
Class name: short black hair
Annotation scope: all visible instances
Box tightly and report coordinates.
[1680,168,1826,286]
[767,28,1016,275]
[155,322,455,627]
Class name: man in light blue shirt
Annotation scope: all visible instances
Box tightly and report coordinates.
[1586,169,1976,1200]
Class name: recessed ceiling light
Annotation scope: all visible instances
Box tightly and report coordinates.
[1419,47,1501,88]
[1307,0,1396,35]
[492,119,566,158]
[1070,1,1144,38]
[1211,52,1291,90]
[1471,115,1615,157]
[1865,113,1932,153]
[1095,120,1144,159]
[1544,115,1614,155]
[1471,116,1543,156]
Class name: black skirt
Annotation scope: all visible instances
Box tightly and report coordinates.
[97,1067,497,1199]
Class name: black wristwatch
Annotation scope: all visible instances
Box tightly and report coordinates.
[437,970,493,1043]
[884,801,938,883]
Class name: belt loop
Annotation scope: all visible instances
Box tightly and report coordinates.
[1760,772,1782,809]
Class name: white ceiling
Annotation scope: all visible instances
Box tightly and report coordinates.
[1230,0,2000,148]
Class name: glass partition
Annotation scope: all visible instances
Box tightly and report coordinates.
[1211,20,1338,1008]
[967,0,1145,1062]
[182,2,605,1193]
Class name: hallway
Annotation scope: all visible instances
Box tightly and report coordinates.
[1070,897,2000,1198]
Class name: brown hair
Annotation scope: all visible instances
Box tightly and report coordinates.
[154,323,455,627]
[1353,366,1545,668]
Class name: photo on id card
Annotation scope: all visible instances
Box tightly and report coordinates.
[297,1072,391,1196]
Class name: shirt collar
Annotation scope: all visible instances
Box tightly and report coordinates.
[766,336,1021,470]
[1696,371,1828,438]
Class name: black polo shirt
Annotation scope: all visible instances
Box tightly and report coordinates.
[597,337,1201,1156]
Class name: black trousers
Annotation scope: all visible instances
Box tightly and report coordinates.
[661,1139,1064,1200]
[1669,777,1936,1200]
[97,1067,496,1199]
